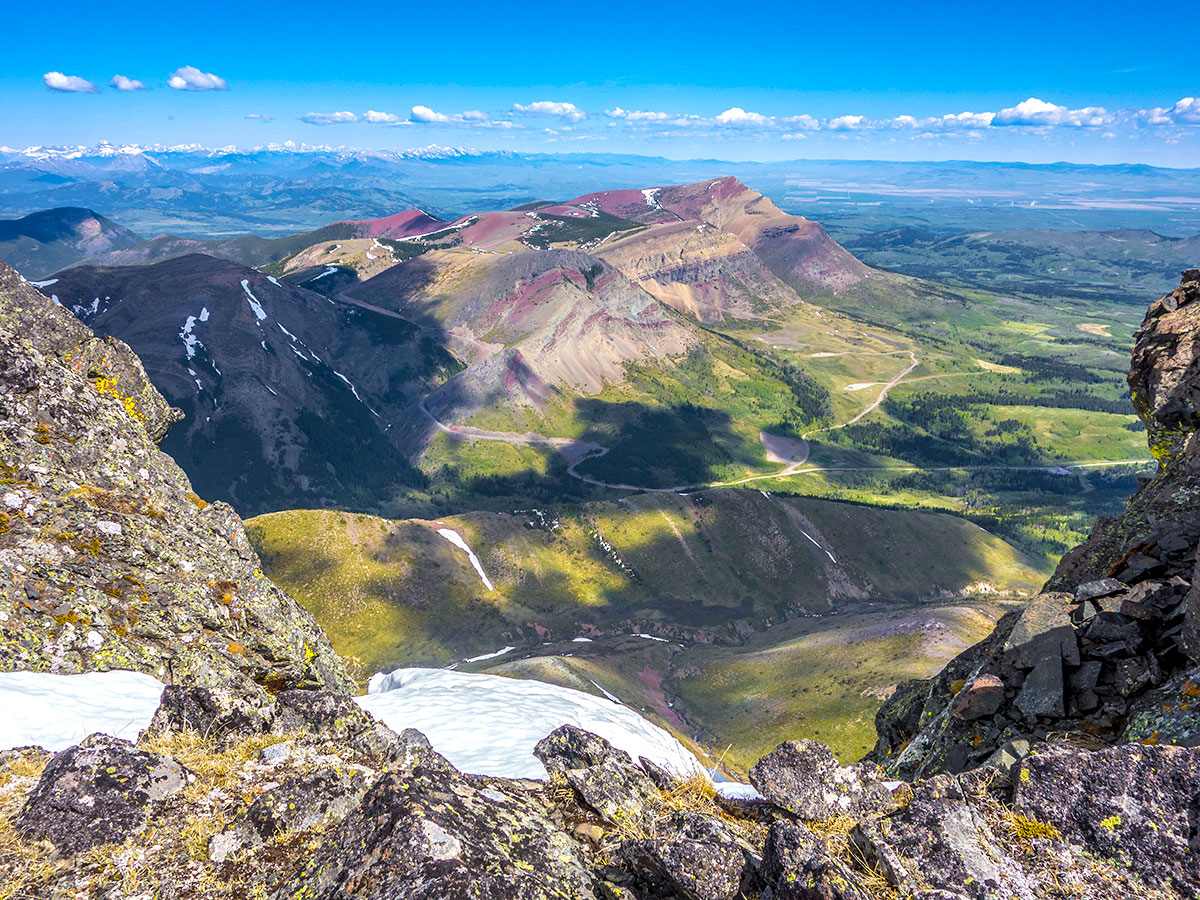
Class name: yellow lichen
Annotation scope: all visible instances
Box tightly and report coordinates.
[92,376,146,426]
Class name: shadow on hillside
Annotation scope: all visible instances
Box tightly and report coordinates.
[572,398,762,490]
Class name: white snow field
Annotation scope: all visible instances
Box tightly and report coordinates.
[0,668,760,797]
[362,667,705,780]
[0,670,166,751]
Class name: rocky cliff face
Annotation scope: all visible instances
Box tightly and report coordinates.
[870,269,1200,780]
[0,259,352,693]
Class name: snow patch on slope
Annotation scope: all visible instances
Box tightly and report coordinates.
[178,307,210,360]
[0,668,757,797]
[464,645,515,663]
[363,667,705,779]
[0,671,164,751]
[240,279,267,320]
[436,527,495,591]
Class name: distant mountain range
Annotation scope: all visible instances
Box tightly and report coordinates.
[3,144,1199,239]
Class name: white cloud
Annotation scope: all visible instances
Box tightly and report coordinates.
[364,110,403,124]
[993,97,1111,127]
[785,114,820,131]
[512,101,586,123]
[1138,97,1200,126]
[605,107,673,121]
[245,113,272,122]
[43,72,98,93]
[827,114,867,131]
[411,105,450,124]
[301,111,358,125]
[167,66,228,92]
[941,111,995,128]
[410,106,499,126]
[713,108,820,131]
[887,111,994,130]
[715,107,771,127]
[110,75,144,91]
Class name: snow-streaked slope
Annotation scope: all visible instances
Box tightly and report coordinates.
[363,667,705,779]
[0,671,165,751]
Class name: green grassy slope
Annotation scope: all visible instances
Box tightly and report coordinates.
[247,490,1044,682]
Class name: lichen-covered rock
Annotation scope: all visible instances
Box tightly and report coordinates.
[951,674,1005,720]
[1002,592,1079,668]
[146,682,273,744]
[761,820,871,900]
[535,724,661,826]
[17,733,190,854]
[750,740,902,821]
[276,742,597,900]
[618,836,746,900]
[1121,666,1200,746]
[618,813,756,900]
[1013,743,1200,891]
[0,260,352,694]
[0,262,181,442]
[271,689,408,765]
[851,774,1040,900]
[535,723,631,776]
[210,770,372,864]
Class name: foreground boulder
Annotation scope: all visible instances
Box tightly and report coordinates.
[209,769,373,864]
[1014,743,1200,891]
[278,743,597,900]
[618,814,752,900]
[535,724,662,825]
[17,733,190,854]
[749,739,903,820]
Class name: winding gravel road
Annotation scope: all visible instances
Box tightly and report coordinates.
[418,349,1150,495]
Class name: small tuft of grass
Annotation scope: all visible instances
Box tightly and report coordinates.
[1000,812,1062,847]
[138,730,297,792]
[660,773,718,816]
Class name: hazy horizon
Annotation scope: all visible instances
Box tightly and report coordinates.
[7,0,1198,166]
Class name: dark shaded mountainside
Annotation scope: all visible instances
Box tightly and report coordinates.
[43,253,449,513]
[3,261,1200,898]
[0,207,140,279]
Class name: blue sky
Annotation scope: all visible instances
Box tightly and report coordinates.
[4,0,1198,165]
